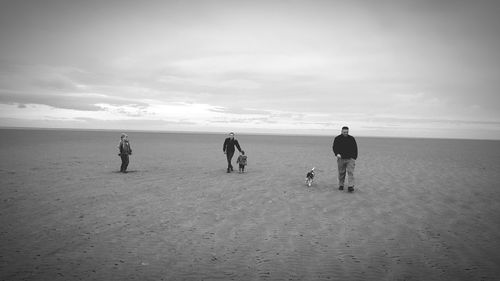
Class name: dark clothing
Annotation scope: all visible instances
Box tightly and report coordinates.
[118,140,132,172]
[226,150,235,171]
[333,135,358,160]
[237,155,247,166]
[223,137,242,172]
[237,155,247,173]
[119,140,132,155]
[223,138,242,153]
[120,154,129,172]
[306,171,315,180]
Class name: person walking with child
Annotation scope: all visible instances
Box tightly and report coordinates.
[333,126,358,192]
[236,151,247,173]
[118,133,132,173]
[223,132,243,173]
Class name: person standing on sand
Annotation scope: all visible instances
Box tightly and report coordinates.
[333,126,358,192]
[118,133,132,173]
[223,132,243,173]
[236,150,247,173]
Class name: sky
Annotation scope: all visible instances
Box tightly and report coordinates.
[0,0,499,139]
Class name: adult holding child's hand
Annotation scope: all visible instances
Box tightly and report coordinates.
[223,132,242,173]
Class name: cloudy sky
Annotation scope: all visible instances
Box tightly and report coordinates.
[1,0,499,139]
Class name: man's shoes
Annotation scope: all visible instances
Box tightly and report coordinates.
[348,186,354,192]
[227,169,231,173]
[338,186,344,191]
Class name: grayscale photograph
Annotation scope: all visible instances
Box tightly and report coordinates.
[1,0,499,280]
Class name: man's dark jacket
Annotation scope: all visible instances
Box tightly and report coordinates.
[333,135,358,160]
[223,138,242,153]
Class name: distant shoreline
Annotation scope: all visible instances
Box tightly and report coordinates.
[1,126,499,142]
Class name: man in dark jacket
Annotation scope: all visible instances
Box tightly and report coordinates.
[223,132,243,173]
[333,126,358,192]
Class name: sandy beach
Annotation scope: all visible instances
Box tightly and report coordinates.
[1,129,500,281]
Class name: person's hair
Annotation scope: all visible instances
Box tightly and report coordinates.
[342,126,349,130]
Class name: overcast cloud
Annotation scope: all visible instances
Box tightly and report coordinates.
[1,0,499,139]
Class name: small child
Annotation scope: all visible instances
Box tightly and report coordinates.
[236,150,247,173]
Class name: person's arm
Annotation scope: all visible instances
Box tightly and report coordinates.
[333,137,340,157]
[223,138,228,153]
[352,137,358,160]
[235,140,242,152]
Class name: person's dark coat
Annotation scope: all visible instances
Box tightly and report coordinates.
[223,138,242,154]
[333,135,357,159]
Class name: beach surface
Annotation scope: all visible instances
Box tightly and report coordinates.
[1,129,500,281]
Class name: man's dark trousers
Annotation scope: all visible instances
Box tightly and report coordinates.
[226,150,234,171]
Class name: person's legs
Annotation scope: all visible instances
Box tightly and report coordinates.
[226,151,234,172]
[337,158,347,189]
[121,154,129,172]
[346,159,356,191]
[120,156,123,172]
[125,155,130,172]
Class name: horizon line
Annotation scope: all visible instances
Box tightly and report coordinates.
[1,126,498,142]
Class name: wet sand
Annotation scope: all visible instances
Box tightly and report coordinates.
[1,129,500,280]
